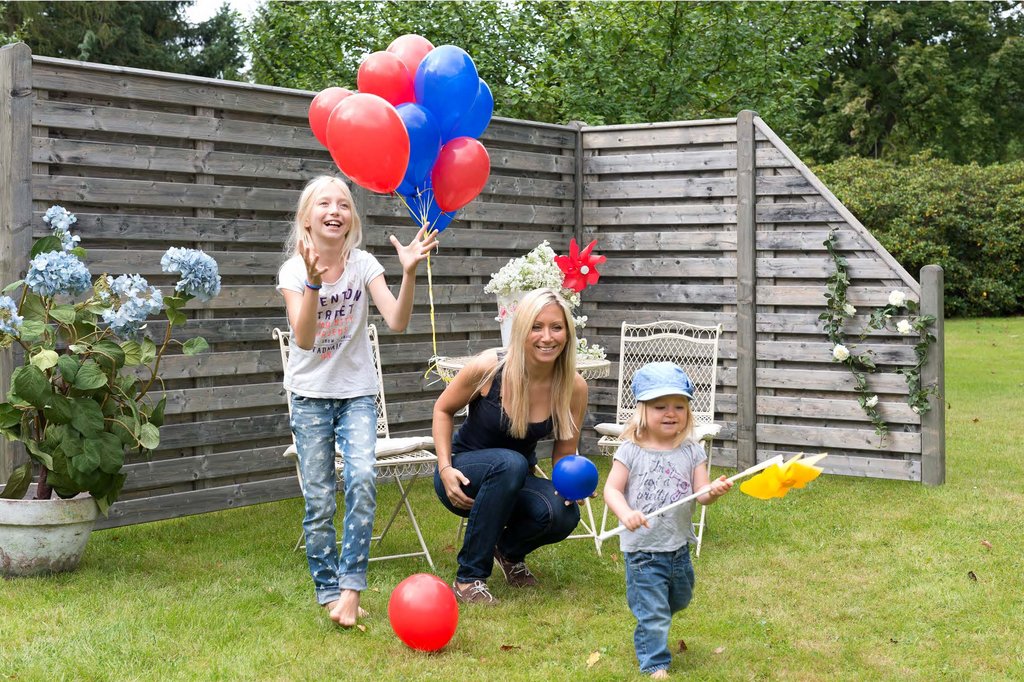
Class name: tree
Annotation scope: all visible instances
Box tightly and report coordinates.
[794,2,1024,164]
[2,1,246,80]
[246,1,857,134]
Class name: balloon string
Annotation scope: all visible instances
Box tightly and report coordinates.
[423,244,442,382]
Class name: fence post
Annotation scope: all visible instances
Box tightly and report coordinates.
[920,265,945,485]
[735,110,757,470]
[0,43,33,483]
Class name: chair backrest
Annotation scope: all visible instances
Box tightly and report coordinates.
[613,321,722,429]
[273,325,390,439]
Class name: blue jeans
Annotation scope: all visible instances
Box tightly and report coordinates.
[625,544,696,674]
[433,448,580,583]
[290,394,377,605]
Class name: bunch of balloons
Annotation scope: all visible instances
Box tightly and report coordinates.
[308,34,493,233]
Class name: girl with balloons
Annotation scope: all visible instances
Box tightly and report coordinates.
[432,288,589,604]
[277,176,437,626]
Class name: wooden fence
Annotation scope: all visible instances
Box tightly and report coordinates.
[0,46,944,528]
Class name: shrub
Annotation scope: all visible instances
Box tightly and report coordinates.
[814,156,1024,317]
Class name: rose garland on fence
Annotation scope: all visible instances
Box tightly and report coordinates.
[820,228,937,437]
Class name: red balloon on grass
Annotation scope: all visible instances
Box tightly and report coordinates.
[431,137,490,212]
[388,573,459,651]
[326,93,410,194]
[357,51,415,106]
[387,34,435,78]
[308,87,353,147]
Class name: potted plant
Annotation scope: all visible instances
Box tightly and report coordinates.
[483,239,607,359]
[0,206,221,575]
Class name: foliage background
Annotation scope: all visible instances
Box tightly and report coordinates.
[4,1,1024,317]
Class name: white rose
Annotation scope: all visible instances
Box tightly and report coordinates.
[843,303,857,316]
[897,319,913,335]
[865,395,879,408]
[832,344,850,361]
[888,290,907,307]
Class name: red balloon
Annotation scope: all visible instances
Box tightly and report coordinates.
[388,573,458,651]
[431,137,491,212]
[308,87,353,147]
[386,34,435,79]
[326,93,410,194]
[357,51,415,107]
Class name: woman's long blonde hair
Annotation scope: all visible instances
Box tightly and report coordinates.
[284,176,363,264]
[621,396,694,449]
[480,287,578,440]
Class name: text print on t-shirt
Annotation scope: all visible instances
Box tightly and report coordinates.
[314,288,362,359]
[634,463,692,514]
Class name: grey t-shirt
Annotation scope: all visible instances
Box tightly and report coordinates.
[614,439,707,552]
[276,249,384,399]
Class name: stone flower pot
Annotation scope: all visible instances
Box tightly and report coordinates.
[0,485,99,577]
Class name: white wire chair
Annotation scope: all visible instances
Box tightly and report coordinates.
[273,324,437,569]
[594,320,723,557]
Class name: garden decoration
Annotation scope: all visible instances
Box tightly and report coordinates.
[0,207,219,575]
[600,453,828,541]
[821,228,937,438]
[388,572,459,651]
[483,239,607,359]
[739,452,827,500]
[552,453,600,501]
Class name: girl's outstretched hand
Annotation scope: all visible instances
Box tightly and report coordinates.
[298,239,328,285]
[391,225,439,273]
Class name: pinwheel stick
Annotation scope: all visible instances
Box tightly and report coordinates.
[598,455,785,542]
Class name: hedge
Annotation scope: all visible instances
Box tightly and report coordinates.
[814,156,1024,318]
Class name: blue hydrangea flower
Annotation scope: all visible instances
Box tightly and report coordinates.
[43,205,77,232]
[25,251,92,297]
[161,247,221,302]
[0,295,24,337]
[102,274,164,339]
[43,205,80,252]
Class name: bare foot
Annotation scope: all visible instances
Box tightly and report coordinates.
[327,589,364,627]
[651,670,669,680]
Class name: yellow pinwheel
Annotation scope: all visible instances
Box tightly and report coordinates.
[740,453,828,500]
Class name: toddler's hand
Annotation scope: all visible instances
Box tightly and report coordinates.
[708,475,733,499]
[622,509,649,531]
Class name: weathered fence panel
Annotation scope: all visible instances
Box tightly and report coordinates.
[0,49,945,527]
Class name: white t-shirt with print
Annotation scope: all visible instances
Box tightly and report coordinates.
[276,249,385,399]
[614,439,707,552]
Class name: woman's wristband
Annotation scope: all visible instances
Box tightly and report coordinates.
[439,464,452,474]
[305,280,322,290]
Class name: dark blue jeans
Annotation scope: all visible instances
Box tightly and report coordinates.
[434,448,580,583]
[625,544,696,673]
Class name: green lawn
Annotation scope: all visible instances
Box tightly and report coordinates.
[3,317,1023,681]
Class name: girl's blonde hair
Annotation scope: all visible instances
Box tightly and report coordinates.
[480,287,578,440]
[621,395,694,449]
[285,176,363,262]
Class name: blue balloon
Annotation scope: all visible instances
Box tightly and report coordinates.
[400,185,456,233]
[414,45,479,140]
[444,78,493,142]
[552,455,599,501]
[396,103,441,194]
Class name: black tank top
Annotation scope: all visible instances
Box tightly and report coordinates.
[451,367,553,467]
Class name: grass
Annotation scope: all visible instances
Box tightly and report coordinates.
[3,317,1024,681]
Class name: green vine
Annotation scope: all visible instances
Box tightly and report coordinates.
[820,228,938,437]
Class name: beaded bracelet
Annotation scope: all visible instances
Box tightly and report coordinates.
[305,281,322,290]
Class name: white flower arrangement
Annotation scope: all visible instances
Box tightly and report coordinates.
[485,241,606,360]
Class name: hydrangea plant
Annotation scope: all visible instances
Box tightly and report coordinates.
[484,241,606,360]
[0,206,221,513]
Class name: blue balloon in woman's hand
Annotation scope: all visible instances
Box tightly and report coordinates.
[552,454,600,501]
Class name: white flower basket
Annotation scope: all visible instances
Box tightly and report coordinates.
[496,290,526,347]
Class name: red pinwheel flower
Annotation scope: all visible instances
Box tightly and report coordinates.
[554,238,606,293]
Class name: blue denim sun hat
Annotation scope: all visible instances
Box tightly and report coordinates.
[631,362,695,402]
